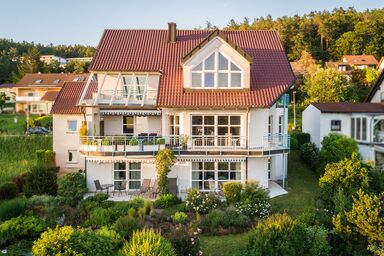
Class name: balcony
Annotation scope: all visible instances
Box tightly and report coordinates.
[16,96,41,102]
[79,134,290,156]
[95,89,157,106]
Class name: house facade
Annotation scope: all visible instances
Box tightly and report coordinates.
[303,71,384,169]
[52,24,294,195]
[326,55,378,72]
[15,73,88,114]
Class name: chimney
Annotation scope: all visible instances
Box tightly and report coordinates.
[168,22,177,43]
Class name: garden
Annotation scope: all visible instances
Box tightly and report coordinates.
[0,134,383,255]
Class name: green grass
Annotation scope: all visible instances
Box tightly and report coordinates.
[201,151,318,255]
[0,114,38,135]
[270,150,318,216]
[0,135,52,184]
[201,232,250,256]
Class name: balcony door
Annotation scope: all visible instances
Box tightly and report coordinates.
[123,116,134,136]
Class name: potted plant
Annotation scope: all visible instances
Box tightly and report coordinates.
[156,137,166,150]
[143,138,157,151]
[114,136,126,152]
[126,137,139,152]
[180,134,189,150]
[101,137,114,152]
[82,138,98,152]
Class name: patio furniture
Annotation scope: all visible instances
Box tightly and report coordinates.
[168,178,178,196]
[114,180,128,196]
[144,179,159,198]
[129,179,151,197]
[94,180,109,194]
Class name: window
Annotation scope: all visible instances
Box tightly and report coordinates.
[113,162,142,190]
[169,115,180,145]
[122,75,147,100]
[331,120,341,131]
[123,116,134,135]
[268,115,273,136]
[268,157,272,179]
[191,115,241,147]
[351,117,368,141]
[67,120,77,132]
[191,51,242,88]
[192,161,242,191]
[31,103,45,113]
[34,79,42,84]
[53,79,60,84]
[27,92,35,97]
[67,150,77,163]
[278,115,283,134]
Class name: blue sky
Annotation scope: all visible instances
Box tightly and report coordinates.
[1,0,382,46]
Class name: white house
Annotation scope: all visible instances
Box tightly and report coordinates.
[52,23,295,196]
[303,71,384,168]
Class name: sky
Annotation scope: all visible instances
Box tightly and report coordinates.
[0,0,382,46]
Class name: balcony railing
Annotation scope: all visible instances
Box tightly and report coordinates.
[79,134,290,155]
[95,89,157,105]
[16,96,41,102]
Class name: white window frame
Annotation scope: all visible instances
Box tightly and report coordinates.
[67,149,78,163]
[30,103,45,114]
[113,162,142,191]
[169,115,180,144]
[67,120,77,133]
[351,117,367,142]
[191,50,243,89]
[330,120,342,132]
[278,115,283,134]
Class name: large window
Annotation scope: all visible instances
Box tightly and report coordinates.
[191,51,242,88]
[123,116,134,135]
[122,75,146,100]
[192,161,242,191]
[113,162,141,190]
[169,115,180,145]
[351,117,367,141]
[191,115,241,147]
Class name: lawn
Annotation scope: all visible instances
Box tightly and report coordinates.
[201,150,318,255]
[0,114,35,135]
[0,135,52,185]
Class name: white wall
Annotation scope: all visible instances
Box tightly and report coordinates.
[319,113,352,144]
[369,79,383,103]
[302,105,321,147]
[102,115,162,136]
[247,158,268,188]
[53,114,85,172]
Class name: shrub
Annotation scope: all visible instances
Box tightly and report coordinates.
[24,165,57,197]
[223,182,242,204]
[32,226,75,255]
[244,213,330,256]
[57,172,87,206]
[165,226,200,256]
[69,228,119,255]
[88,207,113,228]
[291,132,311,148]
[36,149,56,167]
[0,215,47,247]
[33,116,52,129]
[300,142,319,168]
[11,173,27,193]
[185,189,220,214]
[318,133,358,174]
[0,182,18,200]
[129,137,138,146]
[235,181,271,218]
[115,216,140,240]
[120,228,176,256]
[172,211,188,224]
[154,194,181,208]
[28,195,64,224]
[0,197,27,222]
[290,136,299,150]
[203,207,249,233]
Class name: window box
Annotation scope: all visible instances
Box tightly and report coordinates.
[126,145,139,152]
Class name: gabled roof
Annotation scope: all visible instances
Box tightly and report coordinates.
[342,55,378,66]
[40,91,60,102]
[312,102,384,113]
[89,29,295,108]
[51,81,97,115]
[16,73,89,88]
[365,69,384,102]
[0,84,15,88]
[181,29,253,64]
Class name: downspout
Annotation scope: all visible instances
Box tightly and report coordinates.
[282,94,289,189]
[246,107,250,182]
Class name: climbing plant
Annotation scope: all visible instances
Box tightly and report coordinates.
[155,148,175,195]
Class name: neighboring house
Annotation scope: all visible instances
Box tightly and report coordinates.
[303,70,384,169]
[40,55,67,66]
[15,73,89,114]
[52,24,295,196]
[66,57,93,63]
[0,84,16,103]
[326,55,378,72]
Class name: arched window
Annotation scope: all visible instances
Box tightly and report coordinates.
[191,51,242,88]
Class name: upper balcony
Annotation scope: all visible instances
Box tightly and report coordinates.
[83,73,160,107]
[16,96,41,102]
[79,134,290,157]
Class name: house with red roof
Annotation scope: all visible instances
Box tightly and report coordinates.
[326,55,378,73]
[52,23,295,197]
[303,70,384,169]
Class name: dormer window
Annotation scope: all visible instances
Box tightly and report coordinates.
[191,51,242,88]
[53,79,60,84]
[34,79,42,84]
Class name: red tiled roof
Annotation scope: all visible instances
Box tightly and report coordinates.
[0,84,15,88]
[312,102,384,113]
[16,73,89,88]
[90,29,295,108]
[40,91,60,102]
[51,81,97,114]
[342,55,378,66]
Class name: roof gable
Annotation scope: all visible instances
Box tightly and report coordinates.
[365,69,384,102]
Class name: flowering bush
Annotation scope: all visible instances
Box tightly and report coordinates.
[185,189,220,214]
[235,200,271,218]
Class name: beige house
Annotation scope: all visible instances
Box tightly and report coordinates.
[52,24,294,197]
[15,73,88,114]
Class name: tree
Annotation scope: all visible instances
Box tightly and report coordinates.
[155,148,175,195]
[301,68,353,104]
[0,92,9,112]
[65,60,90,74]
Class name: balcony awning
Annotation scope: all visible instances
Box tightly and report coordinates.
[176,157,246,162]
[87,157,155,164]
[100,110,161,116]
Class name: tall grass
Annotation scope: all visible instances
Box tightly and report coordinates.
[0,136,52,185]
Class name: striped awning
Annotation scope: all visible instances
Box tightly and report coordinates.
[100,110,161,116]
[176,157,246,163]
[87,157,155,164]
